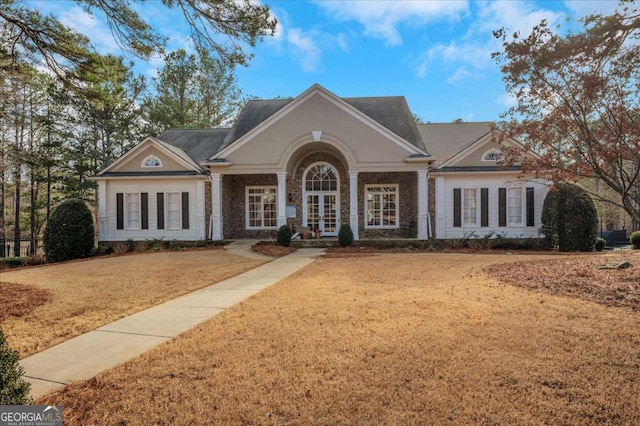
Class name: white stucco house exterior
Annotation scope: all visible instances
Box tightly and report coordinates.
[91,84,549,242]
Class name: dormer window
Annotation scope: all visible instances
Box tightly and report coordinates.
[482,149,502,162]
[142,155,163,168]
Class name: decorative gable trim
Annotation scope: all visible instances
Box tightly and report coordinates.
[211,83,429,161]
[95,136,203,177]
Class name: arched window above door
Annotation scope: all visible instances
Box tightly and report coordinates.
[304,163,338,191]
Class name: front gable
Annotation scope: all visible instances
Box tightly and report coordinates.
[209,84,430,172]
[96,137,204,177]
[438,132,532,170]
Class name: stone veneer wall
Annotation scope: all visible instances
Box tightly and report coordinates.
[428,177,436,238]
[222,174,278,239]
[358,172,418,238]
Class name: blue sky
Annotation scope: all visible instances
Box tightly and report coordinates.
[32,0,622,123]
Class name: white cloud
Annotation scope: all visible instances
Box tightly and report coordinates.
[57,6,120,54]
[314,0,469,46]
[475,1,565,39]
[564,0,623,19]
[287,28,322,72]
[448,68,472,83]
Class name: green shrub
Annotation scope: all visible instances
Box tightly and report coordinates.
[631,231,640,249]
[44,199,95,262]
[541,183,599,252]
[0,257,25,269]
[338,224,354,247]
[595,237,606,252]
[277,225,292,247]
[0,327,32,404]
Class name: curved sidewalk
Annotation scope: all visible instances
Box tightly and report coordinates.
[21,247,325,399]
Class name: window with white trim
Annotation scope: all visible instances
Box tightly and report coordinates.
[246,187,277,229]
[142,155,163,168]
[166,192,182,230]
[125,192,141,229]
[463,188,478,225]
[482,149,502,162]
[365,185,399,228]
[508,187,523,225]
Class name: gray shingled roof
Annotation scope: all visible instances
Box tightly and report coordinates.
[417,122,492,167]
[344,97,425,151]
[157,128,230,164]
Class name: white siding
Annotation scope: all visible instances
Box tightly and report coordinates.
[434,173,549,239]
[101,178,206,241]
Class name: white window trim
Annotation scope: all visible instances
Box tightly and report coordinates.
[165,191,183,230]
[246,186,278,230]
[481,148,502,162]
[507,186,525,226]
[125,192,141,230]
[462,187,479,227]
[141,154,163,168]
[364,184,399,229]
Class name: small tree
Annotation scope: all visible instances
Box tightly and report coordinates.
[338,224,354,247]
[541,183,599,252]
[277,225,292,247]
[0,327,32,405]
[44,199,95,262]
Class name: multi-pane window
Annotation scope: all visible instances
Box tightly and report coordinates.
[508,187,523,225]
[166,192,182,229]
[125,193,140,229]
[463,188,477,225]
[305,164,337,191]
[247,187,277,229]
[365,185,398,228]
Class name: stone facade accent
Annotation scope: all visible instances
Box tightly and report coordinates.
[358,172,418,238]
[428,177,436,238]
[222,174,277,239]
[204,179,212,239]
[217,154,435,240]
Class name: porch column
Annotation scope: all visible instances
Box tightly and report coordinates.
[349,171,359,240]
[210,173,223,240]
[97,180,108,241]
[277,172,287,228]
[417,170,430,240]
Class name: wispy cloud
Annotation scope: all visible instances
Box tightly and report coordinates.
[57,6,120,54]
[287,28,322,72]
[314,0,468,46]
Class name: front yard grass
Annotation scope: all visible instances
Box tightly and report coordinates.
[38,252,640,425]
[0,248,266,357]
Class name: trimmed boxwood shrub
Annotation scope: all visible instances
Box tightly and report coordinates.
[277,225,292,247]
[631,231,640,249]
[44,199,95,262]
[0,327,32,404]
[541,183,599,252]
[595,237,606,252]
[338,224,354,247]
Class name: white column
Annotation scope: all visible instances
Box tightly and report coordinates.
[435,175,445,239]
[210,173,223,240]
[196,180,206,240]
[349,171,359,240]
[277,172,287,228]
[417,170,429,240]
[97,180,108,241]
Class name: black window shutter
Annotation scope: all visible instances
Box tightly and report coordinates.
[116,193,124,230]
[182,192,190,229]
[481,188,489,227]
[453,188,461,228]
[498,188,507,227]
[157,193,164,230]
[526,187,535,227]
[141,193,149,229]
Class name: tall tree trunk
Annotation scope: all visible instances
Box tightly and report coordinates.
[13,165,21,257]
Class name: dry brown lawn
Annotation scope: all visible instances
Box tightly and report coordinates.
[0,248,265,357]
[37,252,640,425]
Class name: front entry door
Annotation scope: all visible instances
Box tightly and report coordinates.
[306,193,339,236]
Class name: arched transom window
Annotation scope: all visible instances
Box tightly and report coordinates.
[305,163,338,191]
[482,149,502,162]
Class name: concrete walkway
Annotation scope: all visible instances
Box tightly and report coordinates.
[21,245,325,398]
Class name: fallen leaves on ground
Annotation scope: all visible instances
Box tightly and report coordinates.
[486,251,640,311]
[251,244,297,257]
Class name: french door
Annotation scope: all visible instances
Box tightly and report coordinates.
[305,192,339,236]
